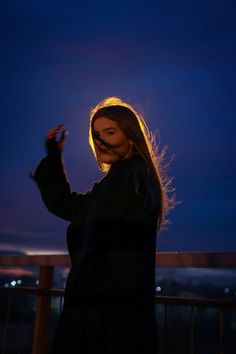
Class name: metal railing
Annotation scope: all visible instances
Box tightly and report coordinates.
[0,252,236,354]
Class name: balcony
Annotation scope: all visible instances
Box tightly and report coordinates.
[0,252,235,354]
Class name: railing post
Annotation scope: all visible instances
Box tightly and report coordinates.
[219,308,224,354]
[190,305,195,354]
[32,265,54,354]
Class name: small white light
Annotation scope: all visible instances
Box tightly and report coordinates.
[17,280,22,285]
[224,287,229,294]
[35,280,39,285]
[4,283,9,288]
[156,286,162,292]
[11,281,16,287]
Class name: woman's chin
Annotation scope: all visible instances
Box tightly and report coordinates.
[100,158,116,164]
[99,154,117,164]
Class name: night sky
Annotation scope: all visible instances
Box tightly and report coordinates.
[1,0,236,255]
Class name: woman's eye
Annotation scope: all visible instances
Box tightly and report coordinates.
[107,131,114,135]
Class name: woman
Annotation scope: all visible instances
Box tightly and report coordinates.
[32,97,172,354]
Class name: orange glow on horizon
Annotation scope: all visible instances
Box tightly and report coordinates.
[0,267,34,276]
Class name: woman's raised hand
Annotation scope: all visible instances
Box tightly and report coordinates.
[45,124,69,156]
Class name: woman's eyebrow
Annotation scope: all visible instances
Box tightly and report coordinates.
[94,127,117,134]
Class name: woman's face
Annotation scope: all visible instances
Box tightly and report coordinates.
[93,117,134,164]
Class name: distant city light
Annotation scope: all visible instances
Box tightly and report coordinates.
[17,280,22,285]
[4,283,9,288]
[224,287,229,294]
[156,286,162,292]
[11,280,17,287]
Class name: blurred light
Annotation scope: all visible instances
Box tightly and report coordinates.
[156,286,162,292]
[4,283,9,288]
[11,281,16,287]
[17,280,22,285]
[35,280,39,285]
[224,287,229,294]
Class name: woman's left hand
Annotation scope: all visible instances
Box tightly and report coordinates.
[45,124,69,156]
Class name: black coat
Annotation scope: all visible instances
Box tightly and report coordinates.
[33,153,159,354]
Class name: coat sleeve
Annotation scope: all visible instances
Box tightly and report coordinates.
[31,155,96,222]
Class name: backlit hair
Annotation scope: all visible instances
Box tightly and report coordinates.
[89,97,175,232]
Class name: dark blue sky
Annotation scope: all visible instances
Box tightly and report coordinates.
[1,0,236,255]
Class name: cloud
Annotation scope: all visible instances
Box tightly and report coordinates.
[0,226,67,255]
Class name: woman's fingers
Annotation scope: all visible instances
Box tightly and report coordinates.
[45,125,69,155]
[45,124,65,140]
[58,129,69,149]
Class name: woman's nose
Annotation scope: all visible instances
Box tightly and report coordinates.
[95,138,102,146]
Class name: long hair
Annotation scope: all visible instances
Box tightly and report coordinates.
[89,97,174,232]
